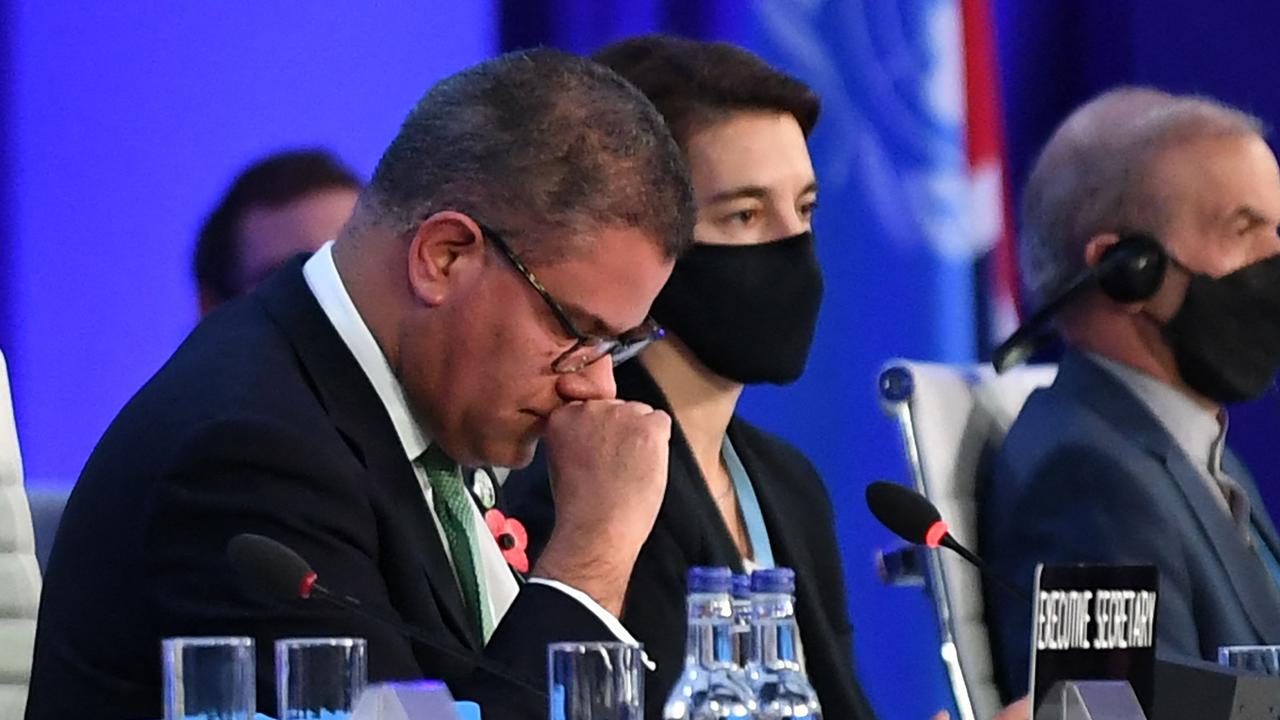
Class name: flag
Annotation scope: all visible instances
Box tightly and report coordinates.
[960,0,1021,347]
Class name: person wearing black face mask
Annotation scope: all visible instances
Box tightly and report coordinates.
[981,87,1280,702]
[504,36,879,720]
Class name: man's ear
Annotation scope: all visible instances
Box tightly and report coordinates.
[1078,233,1145,316]
[406,211,486,306]
[1082,232,1122,269]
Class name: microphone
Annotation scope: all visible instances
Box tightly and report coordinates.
[864,481,1029,603]
[225,533,548,701]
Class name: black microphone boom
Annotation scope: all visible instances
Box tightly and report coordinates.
[225,532,548,702]
[864,481,1029,603]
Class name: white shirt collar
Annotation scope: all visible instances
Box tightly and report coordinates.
[1087,352,1222,473]
[303,241,430,462]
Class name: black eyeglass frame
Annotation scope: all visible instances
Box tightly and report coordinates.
[476,223,664,374]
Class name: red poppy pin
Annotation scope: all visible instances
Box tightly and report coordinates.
[484,508,529,574]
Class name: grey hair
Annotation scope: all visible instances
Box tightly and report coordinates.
[1019,86,1265,308]
[353,47,694,263]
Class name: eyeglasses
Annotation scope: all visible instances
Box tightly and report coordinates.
[478,224,664,374]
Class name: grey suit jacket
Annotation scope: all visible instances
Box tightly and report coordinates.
[979,350,1280,700]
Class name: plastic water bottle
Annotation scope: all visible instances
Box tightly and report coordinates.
[729,574,752,680]
[662,566,755,719]
[748,568,821,719]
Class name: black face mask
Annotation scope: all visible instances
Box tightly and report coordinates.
[651,231,823,385]
[1162,254,1280,403]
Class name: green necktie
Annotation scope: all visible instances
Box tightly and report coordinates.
[420,444,490,640]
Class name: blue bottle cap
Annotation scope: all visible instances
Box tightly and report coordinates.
[750,567,796,594]
[687,566,732,593]
[731,574,751,599]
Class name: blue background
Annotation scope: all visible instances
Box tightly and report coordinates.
[4,2,1280,718]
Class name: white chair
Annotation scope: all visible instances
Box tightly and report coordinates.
[878,360,1057,720]
[0,350,40,719]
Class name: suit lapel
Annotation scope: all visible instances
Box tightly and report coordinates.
[1160,449,1280,639]
[390,463,482,650]
[475,467,528,586]
[726,420,826,598]
[1061,352,1280,641]
[254,257,481,651]
[614,363,742,571]
[1224,450,1280,556]
[728,421,792,566]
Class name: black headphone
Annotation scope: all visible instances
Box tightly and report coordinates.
[992,233,1168,372]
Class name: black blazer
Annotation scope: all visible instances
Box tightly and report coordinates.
[505,362,877,720]
[980,350,1280,700]
[25,258,609,720]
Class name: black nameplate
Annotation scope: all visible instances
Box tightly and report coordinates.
[1030,564,1159,718]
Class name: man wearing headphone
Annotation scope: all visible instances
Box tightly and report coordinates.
[980,86,1280,700]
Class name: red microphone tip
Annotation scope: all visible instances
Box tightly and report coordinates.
[924,520,949,549]
[299,571,318,599]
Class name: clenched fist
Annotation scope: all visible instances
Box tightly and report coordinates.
[532,399,671,615]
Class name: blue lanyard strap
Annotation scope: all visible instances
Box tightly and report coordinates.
[722,434,774,568]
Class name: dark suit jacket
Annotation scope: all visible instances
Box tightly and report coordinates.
[980,350,1280,700]
[505,362,877,720]
[25,258,610,720]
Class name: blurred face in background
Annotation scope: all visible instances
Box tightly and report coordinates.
[236,187,359,291]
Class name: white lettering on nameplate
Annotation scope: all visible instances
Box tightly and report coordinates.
[1035,590,1092,650]
[1092,590,1158,649]
[1035,589,1157,651]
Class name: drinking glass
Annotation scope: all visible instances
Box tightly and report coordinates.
[547,641,644,720]
[162,636,255,720]
[1217,644,1280,675]
[276,637,368,719]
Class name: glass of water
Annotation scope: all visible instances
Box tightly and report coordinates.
[162,636,255,720]
[1218,644,1280,675]
[548,641,644,720]
[275,637,368,719]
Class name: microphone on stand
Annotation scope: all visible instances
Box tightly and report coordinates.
[864,481,1030,603]
[225,532,548,702]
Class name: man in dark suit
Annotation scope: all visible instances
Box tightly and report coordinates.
[982,87,1280,700]
[25,49,694,719]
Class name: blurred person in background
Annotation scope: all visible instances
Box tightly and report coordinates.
[194,148,361,315]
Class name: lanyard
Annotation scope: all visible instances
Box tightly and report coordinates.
[722,434,774,568]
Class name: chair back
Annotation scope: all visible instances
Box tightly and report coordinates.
[0,350,40,718]
[879,360,1057,720]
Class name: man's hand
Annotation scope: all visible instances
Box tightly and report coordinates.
[531,399,671,614]
[993,696,1030,720]
[928,695,1028,720]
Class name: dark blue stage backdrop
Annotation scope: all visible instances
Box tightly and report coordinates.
[5,2,1280,719]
